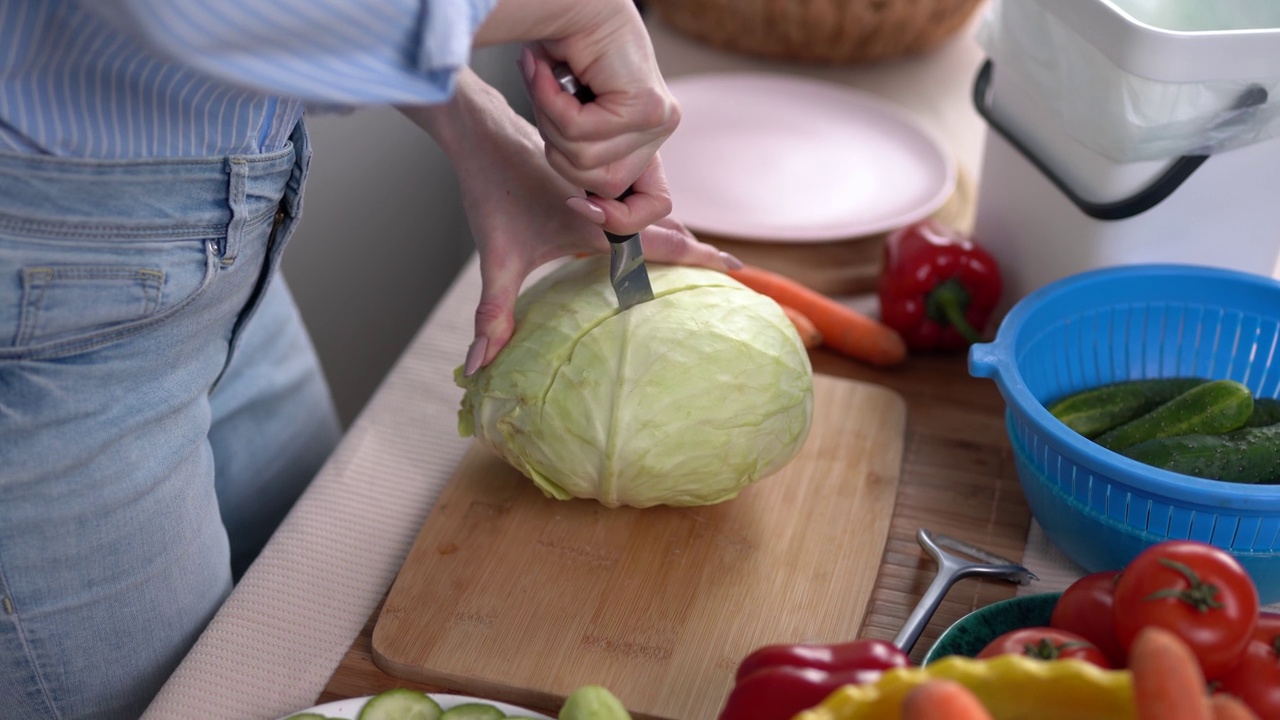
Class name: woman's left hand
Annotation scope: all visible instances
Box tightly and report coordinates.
[402,70,737,375]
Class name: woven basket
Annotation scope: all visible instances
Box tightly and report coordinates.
[647,0,986,64]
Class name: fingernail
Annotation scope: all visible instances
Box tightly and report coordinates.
[720,251,745,270]
[464,336,489,377]
[519,47,535,84]
[565,196,606,224]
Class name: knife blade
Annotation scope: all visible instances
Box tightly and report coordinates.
[553,64,656,311]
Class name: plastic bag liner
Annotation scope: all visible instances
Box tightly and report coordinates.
[976,0,1280,162]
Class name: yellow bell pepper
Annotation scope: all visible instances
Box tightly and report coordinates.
[793,654,1134,720]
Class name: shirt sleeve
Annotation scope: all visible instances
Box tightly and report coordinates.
[78,0,500,105]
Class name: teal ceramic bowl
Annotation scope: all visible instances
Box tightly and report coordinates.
[922,592,1062,664]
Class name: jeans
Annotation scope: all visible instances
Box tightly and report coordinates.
[0,122,341,719]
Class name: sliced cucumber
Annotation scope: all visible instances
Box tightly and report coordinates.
[558,686,631,720]
[439,703,506,720]
[357,689,444,720]
[285,715,334,720]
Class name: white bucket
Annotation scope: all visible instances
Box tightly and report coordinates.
[972,0,1280,307]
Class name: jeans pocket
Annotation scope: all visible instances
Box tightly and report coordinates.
[15,265,165,346]
[0,234,217,360]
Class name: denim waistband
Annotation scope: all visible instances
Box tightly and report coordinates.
[0,121,308,242]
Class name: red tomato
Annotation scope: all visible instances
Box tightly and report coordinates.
[1112,540,1260,679]
[1051,570,1127,667]
[976,626,1112,669]
[1255,611,1280,648]
[1215,639,1280,720]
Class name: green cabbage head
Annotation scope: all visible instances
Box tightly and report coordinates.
[455,256,814,508]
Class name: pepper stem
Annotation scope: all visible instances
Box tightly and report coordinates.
[925,278,984,344]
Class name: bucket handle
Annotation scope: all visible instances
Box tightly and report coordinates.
[972,60,1267,221]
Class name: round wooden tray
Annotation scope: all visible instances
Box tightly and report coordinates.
[697,167,976,296]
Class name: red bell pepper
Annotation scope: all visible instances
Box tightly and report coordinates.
[877,220,1003,352]
[718,639,910,720]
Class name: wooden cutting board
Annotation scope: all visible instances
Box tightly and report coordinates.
[371,374,907,720]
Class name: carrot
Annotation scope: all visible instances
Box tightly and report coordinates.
[901,679,994,720]
[779,304,822,349]
[729,265,908,367]
[1129,626,1212,720]
[1209,695,1261,720]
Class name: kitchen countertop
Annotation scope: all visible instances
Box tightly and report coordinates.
[142,8,1006,720]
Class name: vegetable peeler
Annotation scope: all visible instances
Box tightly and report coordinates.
[893,528,1038,654]
[552,64,655,311]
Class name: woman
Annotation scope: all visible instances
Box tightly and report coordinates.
[0,1,736,717]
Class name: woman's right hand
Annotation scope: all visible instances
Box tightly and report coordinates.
[475,0,681,236]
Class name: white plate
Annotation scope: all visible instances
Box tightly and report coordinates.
[661,72,956,243]
[278,692,555,720]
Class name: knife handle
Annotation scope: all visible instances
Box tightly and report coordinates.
[601,187,635,245]
[553,63,596,104]
[552,63,638,245]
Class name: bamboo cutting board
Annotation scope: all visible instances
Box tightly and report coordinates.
[371,374,906,720]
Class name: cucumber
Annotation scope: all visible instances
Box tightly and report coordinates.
[357,689,444,720]
[1047,377,1209,439]
[1246,397,1280,427]
[1094,379,1254,451]
[285,715,334,720]
[1120,424,1280,484]
[440,704,505,720]
[558,685,630,720]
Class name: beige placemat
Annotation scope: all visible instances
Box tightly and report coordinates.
[1015,521,1101,595]
[1018,520,1280,611]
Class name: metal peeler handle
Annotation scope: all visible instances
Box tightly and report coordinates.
[892,528,1037,654]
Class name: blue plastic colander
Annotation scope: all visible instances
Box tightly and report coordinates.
[969,264,1280,603]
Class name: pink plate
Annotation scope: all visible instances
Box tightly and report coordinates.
[661,73,956,243]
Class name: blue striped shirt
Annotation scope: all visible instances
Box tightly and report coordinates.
[0,0,497,158]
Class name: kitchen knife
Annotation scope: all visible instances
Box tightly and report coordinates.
[552,64,656,311]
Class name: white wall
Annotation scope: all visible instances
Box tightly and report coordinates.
[281,45,529,427]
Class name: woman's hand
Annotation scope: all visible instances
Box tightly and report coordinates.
[401,70,738,375]
[476,0,681,235]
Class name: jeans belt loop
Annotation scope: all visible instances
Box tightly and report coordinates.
[221,156,251,264]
